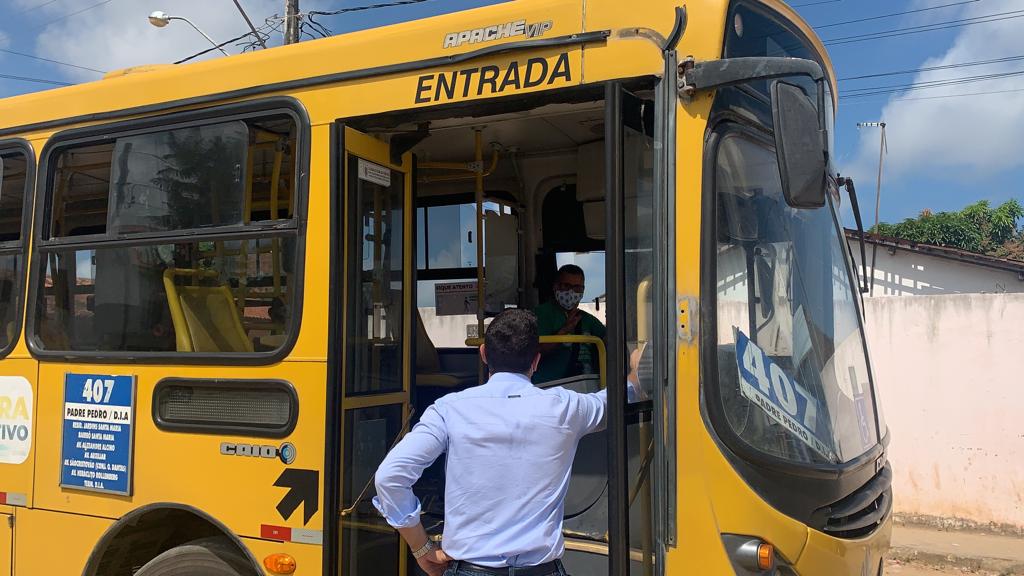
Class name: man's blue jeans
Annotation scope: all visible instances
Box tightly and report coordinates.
[442,560,570,576]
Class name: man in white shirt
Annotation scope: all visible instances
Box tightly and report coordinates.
[373,309,639,576]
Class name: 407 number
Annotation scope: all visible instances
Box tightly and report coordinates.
[81,378,115,404]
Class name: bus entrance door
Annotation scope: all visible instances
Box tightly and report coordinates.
[338,126,413,576]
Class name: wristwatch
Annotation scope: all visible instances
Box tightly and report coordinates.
[412,540,436,559]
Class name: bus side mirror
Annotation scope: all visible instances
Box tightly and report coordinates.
[772,81,826,209]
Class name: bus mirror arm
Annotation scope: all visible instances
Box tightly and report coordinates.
[678,56,824,98]
[838,176,871,294]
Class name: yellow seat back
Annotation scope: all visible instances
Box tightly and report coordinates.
[163,269,253,353]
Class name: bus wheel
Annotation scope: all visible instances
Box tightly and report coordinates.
[134,537,256,576]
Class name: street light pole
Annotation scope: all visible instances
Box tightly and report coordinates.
[857,121,888,295]
[148,11,230,56]
[284,0,300,44]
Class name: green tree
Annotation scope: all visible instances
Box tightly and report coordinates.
[872,199,1024,261]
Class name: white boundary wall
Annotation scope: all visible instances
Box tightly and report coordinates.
[864,293,1024,529]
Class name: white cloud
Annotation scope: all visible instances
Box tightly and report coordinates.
[844,0,1024,185]
[0,30,10,50]
[31,0,283,81]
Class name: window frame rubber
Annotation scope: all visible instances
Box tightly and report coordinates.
[0,139,36,360]
[25,96,310,365]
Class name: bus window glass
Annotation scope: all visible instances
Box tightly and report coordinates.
[416,200,514,347]
[714,133,878,465]
[348,156,404,395]
[36,238,295,352]
[0,153,25,243]
[35,114,300,355]
[108,121,249,235]
[0,149,27,352]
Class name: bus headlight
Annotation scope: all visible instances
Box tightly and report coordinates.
[722,534,795,574]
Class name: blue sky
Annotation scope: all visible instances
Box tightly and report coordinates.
[2,0,1023,225]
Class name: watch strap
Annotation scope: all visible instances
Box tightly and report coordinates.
[412,540,435,559]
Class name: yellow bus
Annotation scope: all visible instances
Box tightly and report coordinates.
[0,0,891,574]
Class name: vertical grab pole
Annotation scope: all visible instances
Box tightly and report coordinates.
[475,128,485,382]
[605,83,630,576]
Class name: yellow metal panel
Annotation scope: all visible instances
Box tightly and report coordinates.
[287,124,331,362]
[666,82,737,574]
[242,536,322,576]
[0,0,584,135]
[0,360,40,510]
[0,514,9,576]
[580,0,678,83]
[32,361,327,541]
[796,519,893,575]
[13,507,112,576]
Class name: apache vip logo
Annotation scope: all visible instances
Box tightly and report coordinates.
[443,19,554,49]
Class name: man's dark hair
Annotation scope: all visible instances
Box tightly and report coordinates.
[557,264,585,280]
[484,309,539,374]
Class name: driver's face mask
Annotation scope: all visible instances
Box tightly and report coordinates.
[555,289,584,310]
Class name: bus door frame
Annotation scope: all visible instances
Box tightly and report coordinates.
[327,123,414,576]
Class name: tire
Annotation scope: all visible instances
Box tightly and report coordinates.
[134,537,256,576]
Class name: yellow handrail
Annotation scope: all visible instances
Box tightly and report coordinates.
[464,335,606,391]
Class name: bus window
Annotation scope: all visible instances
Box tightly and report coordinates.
[0,148,28,352]
[33,114,300,356]
[415,199,518,347]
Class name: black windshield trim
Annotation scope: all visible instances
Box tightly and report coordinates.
[700,117,885,529]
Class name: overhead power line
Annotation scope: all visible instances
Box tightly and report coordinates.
[792,0,842,7]
[308,0,432,17]
[823,9,1024,46]
[814,0,981,30]
[0,72,72,86]
[175,30,258,64]
[15,0,61,16]
[0,46,104,74]
[842,86,1024,105]
[844,69,1024,98]
[827,10,1024,46]
[32,0,114,31]
[839,54,1024,82]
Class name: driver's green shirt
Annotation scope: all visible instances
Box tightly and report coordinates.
[532,300,607,384]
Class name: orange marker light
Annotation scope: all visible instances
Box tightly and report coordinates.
[756,543,775,571]
[264,553,297,575]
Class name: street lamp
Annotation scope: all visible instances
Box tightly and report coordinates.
[857,121,888,295]
[148,11,230,56]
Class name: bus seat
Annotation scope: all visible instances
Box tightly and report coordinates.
[415,307,477,388]
[163,268,254,353]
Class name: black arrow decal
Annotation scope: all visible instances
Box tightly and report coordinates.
[274,468,319,525]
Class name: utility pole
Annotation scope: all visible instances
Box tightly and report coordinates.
[284,0,300,44]
[857,121,888,295]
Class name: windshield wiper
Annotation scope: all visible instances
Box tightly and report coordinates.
[837,176,870,294]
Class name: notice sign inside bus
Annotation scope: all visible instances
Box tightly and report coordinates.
[734,330,836,461]
[60,374,136,495]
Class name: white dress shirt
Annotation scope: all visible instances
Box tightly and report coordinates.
[373,371,634,567]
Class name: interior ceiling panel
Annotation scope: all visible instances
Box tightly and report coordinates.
[399,103,604,163]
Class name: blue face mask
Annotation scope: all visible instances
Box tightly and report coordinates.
[555,289,584,310]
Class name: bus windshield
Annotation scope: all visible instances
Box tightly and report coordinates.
[714,132,878,465]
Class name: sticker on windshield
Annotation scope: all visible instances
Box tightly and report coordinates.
[734,329,836,461]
